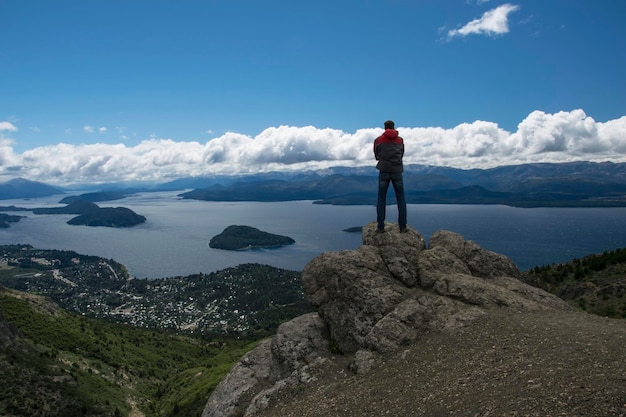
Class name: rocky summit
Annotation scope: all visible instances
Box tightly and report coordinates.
[202,223,624,417]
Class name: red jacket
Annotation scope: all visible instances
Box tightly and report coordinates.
[374,129,404,173]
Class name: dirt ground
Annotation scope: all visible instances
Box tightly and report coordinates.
[255,310,626,417]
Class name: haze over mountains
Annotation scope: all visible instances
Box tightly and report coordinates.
[2,161,626,207]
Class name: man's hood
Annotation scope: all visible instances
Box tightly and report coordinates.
[383,129,399,139]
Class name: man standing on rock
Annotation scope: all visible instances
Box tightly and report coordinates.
[374,120,407,233]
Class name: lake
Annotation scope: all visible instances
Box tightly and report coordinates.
[2,191,626,278]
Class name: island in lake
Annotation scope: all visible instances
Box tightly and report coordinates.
[32,200,146,228]
[209,225,295,250]
[0,199,145,228]
[0,213,26,228]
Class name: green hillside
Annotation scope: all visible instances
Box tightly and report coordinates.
[0,287,255,417]
[522,247,626,318]
[2,242,624,416]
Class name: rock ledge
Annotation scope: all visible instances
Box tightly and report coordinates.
[202,222,571,417]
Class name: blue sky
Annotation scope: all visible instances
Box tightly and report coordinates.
[1,0,625,185]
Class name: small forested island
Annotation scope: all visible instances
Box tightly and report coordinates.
[209,225,295,250]
[0,213,25,228]
[67,206,146,227]
[0,200,145,228]
[33,200,146,227]
[0,206,30,228]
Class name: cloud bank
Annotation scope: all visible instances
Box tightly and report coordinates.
[1,109,625,186]
[448,3,520,39]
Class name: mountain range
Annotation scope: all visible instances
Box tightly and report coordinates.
[2,161,626,207]
[178,161,626,207]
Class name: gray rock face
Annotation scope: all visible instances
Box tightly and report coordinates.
[202,313,330,417]
[428,229,521,279]
[202,222,572,417]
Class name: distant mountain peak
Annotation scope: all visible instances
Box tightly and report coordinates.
[0,178,64,200]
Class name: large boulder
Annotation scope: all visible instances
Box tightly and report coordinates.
[303,223,569,355]
[202,313,330,417]
[202,222,572,417]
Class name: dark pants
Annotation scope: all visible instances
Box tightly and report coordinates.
[376,171,407,230]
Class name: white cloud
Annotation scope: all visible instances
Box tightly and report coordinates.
[402,110,626,167]
[1,110,626,186]
[0,141,18,168]
[0,122,18,132]
[448,3,520,39]
[0,122,19,167]
[98,127,107,133]
[83,126,95,133]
